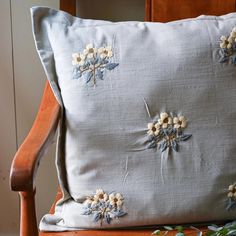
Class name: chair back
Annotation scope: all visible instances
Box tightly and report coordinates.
[60,0,236,22]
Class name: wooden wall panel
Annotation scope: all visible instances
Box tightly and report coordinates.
[148,0,236,22]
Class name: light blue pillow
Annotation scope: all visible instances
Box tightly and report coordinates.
[31,7,236,231]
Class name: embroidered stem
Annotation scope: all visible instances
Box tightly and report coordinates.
[93,66,96,86]
[80,67,90,73]
[160,151,165,184]
[143,97,151,118]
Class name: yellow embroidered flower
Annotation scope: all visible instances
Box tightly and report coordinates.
[158,112,172,128]
[230,27,236,39]
[228,184,236,198]
[220,36,232,49]
[173,116,187,129]
[109,193,124,208]
[83,43,97,58]
[228,36,235,45]
[84,196,97,206]
[147,123,160,136]
[72,53,85,66]
[94,189,108,202]
[98,46,113,58]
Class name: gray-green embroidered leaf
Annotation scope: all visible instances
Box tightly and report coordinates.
[148,135,157,142]
[90,58,99,65]
[85,71,93,83]
[163,128,169,136]
[96,69,103,80]
[179,134,192,141]
[170,128,177,135]
[101,59,109,65]
[160,141,168,152]
[226,198,236,211]
[114,210,127,217]
[219,56,229,63]
[81,208,91,215]
[93,212,102,222]
[232,56,236,65]
[105,213,111,224]
[73,68,82,79]
[105,63,119,70]
[147,141,157,149]
[172,140,179,152]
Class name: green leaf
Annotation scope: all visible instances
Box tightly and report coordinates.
[160,141,168,152]
[164,226,174,231]
[152,230,161,235]
[96,69,103,80]
[206,231,217,236]
[84,71,93,83]
[172,140,179,152]
[208,226,223,232]
[226,229,236,235]
[175,226,184,233]
[179,134,192,141]
[105,63,119,70]
[219,228,230,235]
[147,141,157,149]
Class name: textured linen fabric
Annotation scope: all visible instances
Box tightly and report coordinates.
[31,7,236,231]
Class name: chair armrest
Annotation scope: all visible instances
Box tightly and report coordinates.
[10,81,60,191]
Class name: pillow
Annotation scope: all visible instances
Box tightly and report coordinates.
[31,7,236,231]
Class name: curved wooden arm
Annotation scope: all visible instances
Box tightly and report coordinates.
[10,81,60,191]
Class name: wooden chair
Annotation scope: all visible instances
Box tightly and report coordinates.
[10,0,236,235]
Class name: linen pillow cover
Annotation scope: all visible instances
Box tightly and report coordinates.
[31,7,236,231]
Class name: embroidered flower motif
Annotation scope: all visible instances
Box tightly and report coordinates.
[146,112,191,152]
[84,196,98,207]
[226,183,236,211]
[98,46,113,58]
[147,123,160,136]
[81,189,127,226]
[158,112,172,129]
[219,27,236,64]
[109,193,124,208]
[72,44,119,85]
[220,36,233,49]
[83,43,97,58]
[72,53,85,66]
[94,189,108,202]
[173,116,187,129]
